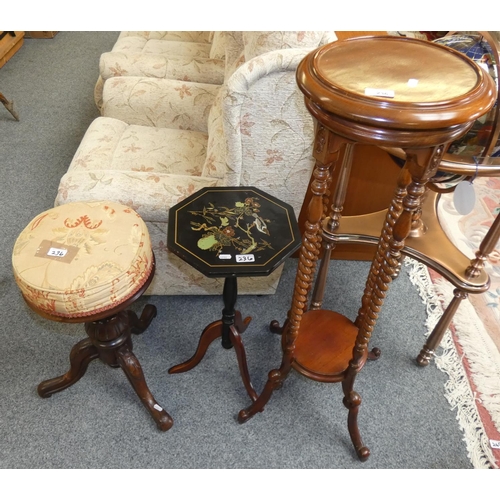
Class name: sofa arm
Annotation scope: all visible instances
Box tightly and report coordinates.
[221,48,317,217]
[99,52,225,85]
[102,76,220,132]
[55,170,221,223]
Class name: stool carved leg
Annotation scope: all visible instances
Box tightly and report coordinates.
[128,304,158,335]
[116,346,173,431]
[38,305,173,432]
[0,92,19,121]
[38,338,99,397]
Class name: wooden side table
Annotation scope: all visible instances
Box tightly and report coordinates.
[237,36,497,461]
[167,186,301,403]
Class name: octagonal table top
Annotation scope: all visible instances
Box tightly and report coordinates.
[167,187,302,278]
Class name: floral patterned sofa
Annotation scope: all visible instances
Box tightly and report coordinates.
[94,31,244,109]
[56,31,337,295]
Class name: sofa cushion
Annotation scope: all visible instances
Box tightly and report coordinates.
[56,117,219,223]
[101,78,219,131]
[67,116,208,176]
[12,201,154,318]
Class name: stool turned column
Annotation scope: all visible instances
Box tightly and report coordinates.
[237,36,496,461]
[12,201,173,431]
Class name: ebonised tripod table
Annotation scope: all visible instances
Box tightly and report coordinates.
[167,186,301,402]
[236,36,497,461]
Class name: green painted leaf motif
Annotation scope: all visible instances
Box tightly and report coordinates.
[219,216,229,227]
[235,202,245,207]
[197,234,218,250]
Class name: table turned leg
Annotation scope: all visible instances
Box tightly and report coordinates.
[311,142,355,310]
[239,126,342,423]
[341,145,445,460]
[418,205,500,366]
[355,163,412,331]
[168,276,256,400]
[417,289,468,366]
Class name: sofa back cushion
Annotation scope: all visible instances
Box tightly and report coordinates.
[243,31,336,60]
[224,31,337,81]
[209,31,244,60]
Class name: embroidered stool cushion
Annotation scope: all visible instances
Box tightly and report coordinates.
[12,201,153,319]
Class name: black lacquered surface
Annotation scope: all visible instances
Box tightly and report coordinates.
[167,187,301,278]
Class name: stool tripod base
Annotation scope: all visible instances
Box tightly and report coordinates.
[37,305,173,432]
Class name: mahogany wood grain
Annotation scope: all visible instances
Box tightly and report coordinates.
[292,309,358,381]
[238,36,497,461]
[298,144,402,260]
[335,31,388,41]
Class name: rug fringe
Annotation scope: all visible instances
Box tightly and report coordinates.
[432,280,500,430]
[405,257,498,469]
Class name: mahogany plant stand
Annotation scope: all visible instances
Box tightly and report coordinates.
[237,36,496,461]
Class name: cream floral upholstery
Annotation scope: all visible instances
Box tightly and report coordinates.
[94,31,242,109]
[12,201,154,318]
[56,32,337,296]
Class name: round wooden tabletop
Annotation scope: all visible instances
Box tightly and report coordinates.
[296,36,497,147]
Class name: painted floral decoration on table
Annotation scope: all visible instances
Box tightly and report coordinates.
[189,197,274,257]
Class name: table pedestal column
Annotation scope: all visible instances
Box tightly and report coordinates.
[168,276,257,401]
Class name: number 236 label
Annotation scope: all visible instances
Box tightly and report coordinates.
[236,254,255,263]
[47,247,68,258]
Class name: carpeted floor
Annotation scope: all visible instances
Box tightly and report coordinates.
[415,177,500,467]
[0,31,491,470]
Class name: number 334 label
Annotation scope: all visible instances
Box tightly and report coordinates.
[236,254,255,263]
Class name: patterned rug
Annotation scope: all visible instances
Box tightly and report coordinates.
[406,175,500,469]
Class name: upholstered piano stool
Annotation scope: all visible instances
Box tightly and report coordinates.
[12,201,173,431]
